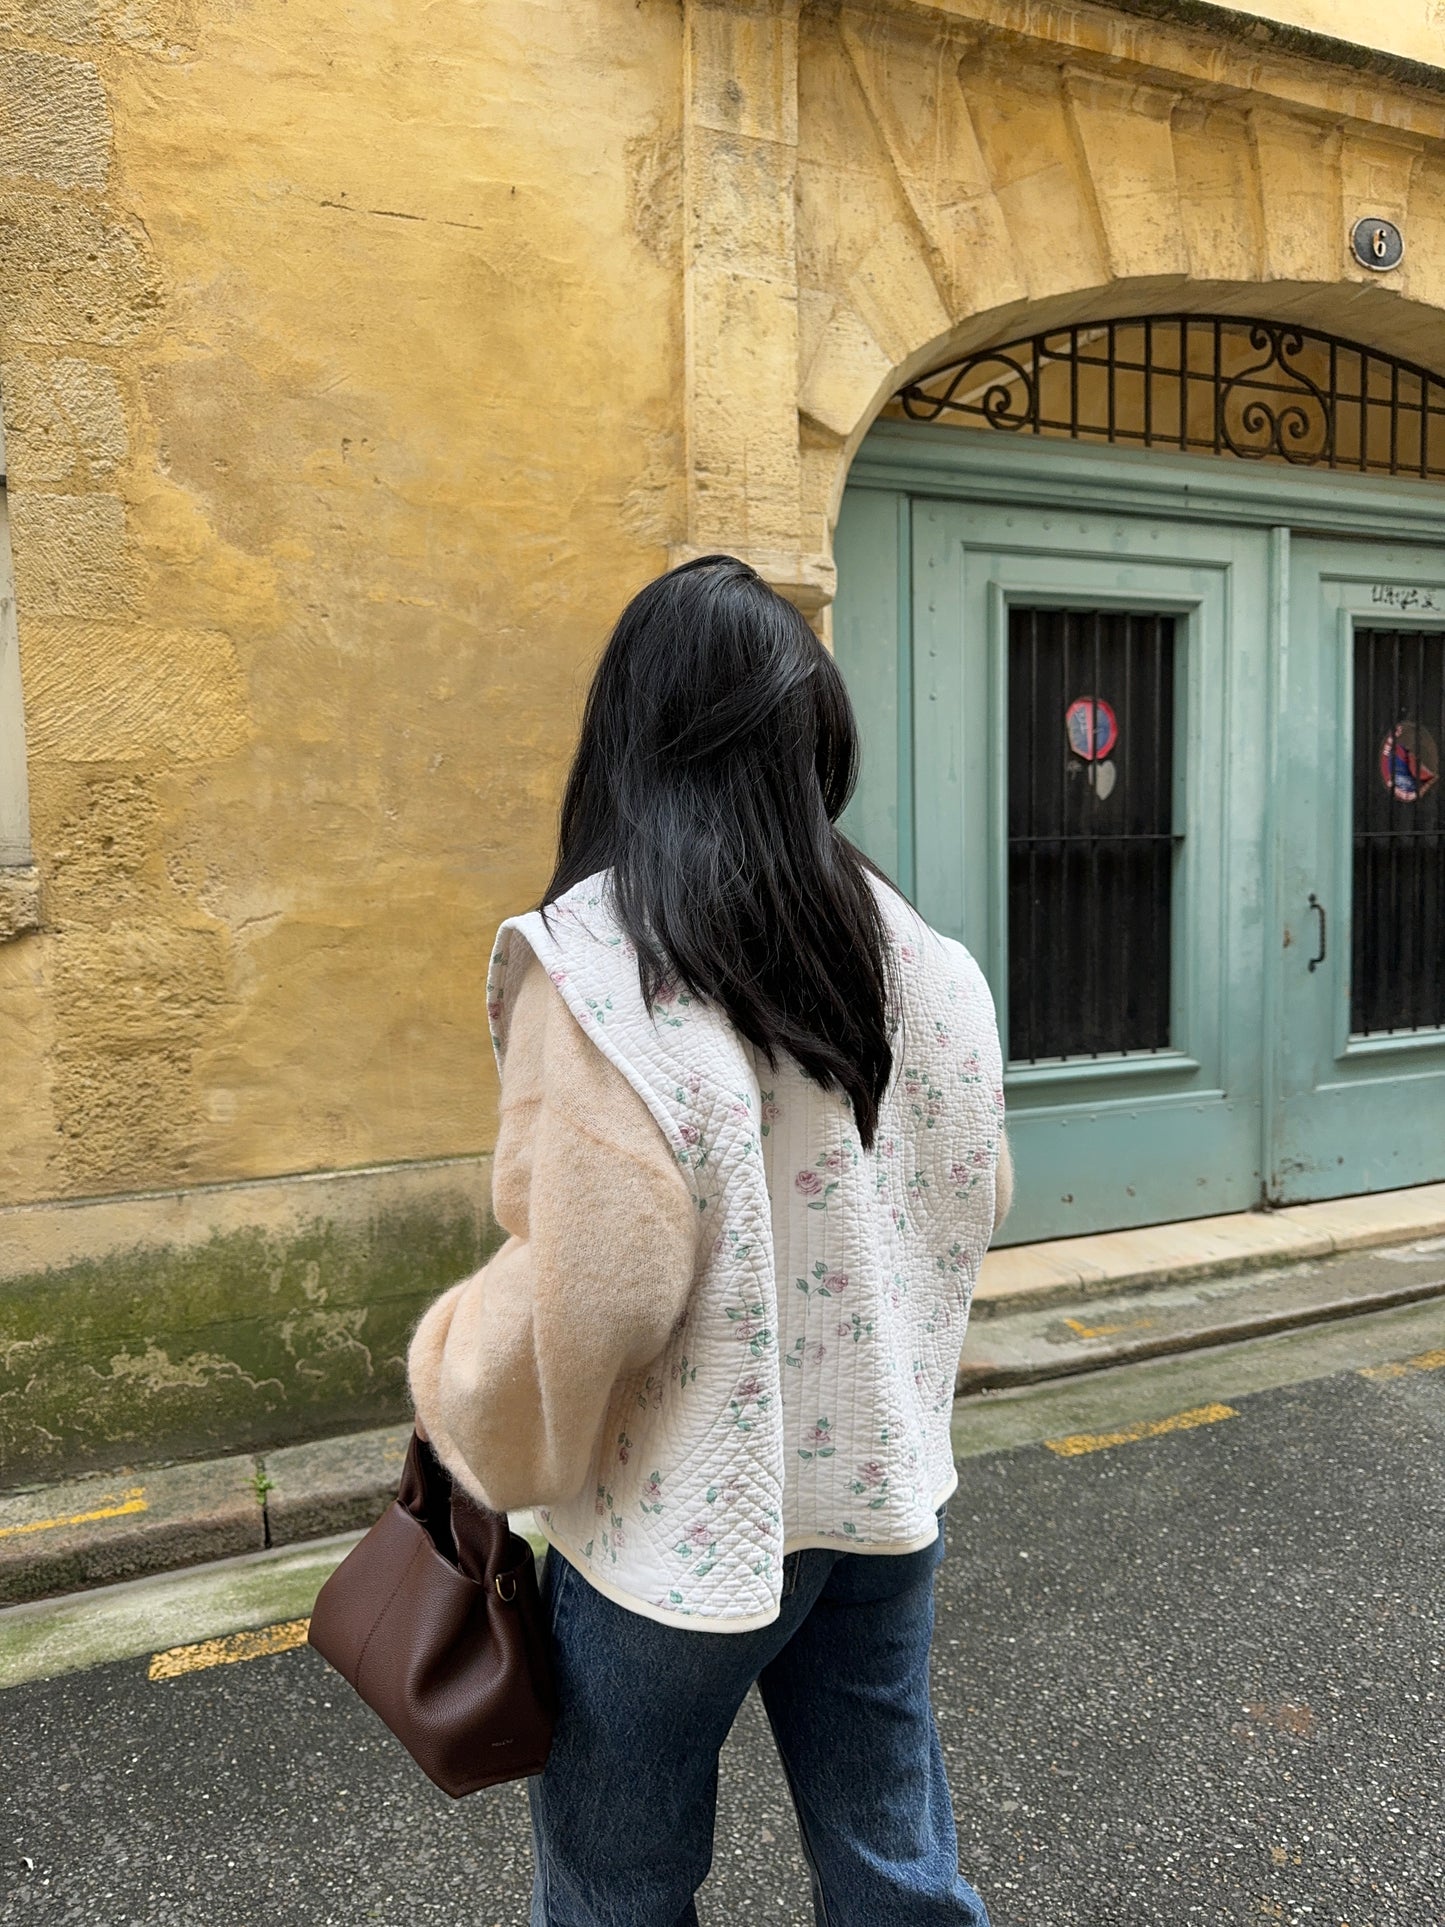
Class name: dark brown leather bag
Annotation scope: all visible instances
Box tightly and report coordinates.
[308,1431,556,1797]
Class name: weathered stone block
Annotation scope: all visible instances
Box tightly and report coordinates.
[0,191,160,346]
[8,491,132,617]
[0,52,110,191]
[0,0,97,40]
[1063,69,1186,283]
[959,59,1109,303]
[686,0,798,147]
[1250,109,1343,285]
[0,358,77,486]
[0,863,39,942]
[1173,105,1265,286]
[841,15,1023,322]
[21,622,250,763]
[799,301,893,441]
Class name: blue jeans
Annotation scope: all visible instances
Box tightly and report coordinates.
[528,1509,989,1927]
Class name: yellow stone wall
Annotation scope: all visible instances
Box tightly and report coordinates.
[4,0,1445,1232]
[0,0,684,1207]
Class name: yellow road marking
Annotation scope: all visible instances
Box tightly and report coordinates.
[0,1488,147,1541]
[1044,1402,1239,1458]
[1359,1346,1445,1382]
[1061,1315,1153,1340]
[148,1618,311,1682]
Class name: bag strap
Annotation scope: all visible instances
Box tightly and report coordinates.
[397,1430,512,1587]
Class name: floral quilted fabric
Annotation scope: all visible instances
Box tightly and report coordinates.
[488,871,1004,1631]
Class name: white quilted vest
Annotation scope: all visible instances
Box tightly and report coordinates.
[487,870,1004,1631]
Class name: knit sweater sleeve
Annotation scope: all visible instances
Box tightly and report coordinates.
[993,1128,1014,1234]
[407,947,699,1514]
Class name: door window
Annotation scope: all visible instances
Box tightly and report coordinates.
[1351,625,1445,1036]
[1008,607,1176,1062]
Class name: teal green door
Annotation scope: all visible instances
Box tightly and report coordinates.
[1272,539,1445,1199]
[836,449,1445,1244]
[837,493,1272,1244]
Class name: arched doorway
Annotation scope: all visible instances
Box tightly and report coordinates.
[834,316,1445,1245]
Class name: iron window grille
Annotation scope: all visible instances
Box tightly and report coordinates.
[1008,608,1176,1065]
[897,316,1445,479]
[1352,627,1445,1036]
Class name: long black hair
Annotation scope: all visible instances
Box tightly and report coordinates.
[541,553,898,1148]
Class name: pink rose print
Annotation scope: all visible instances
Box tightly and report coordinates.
[784,1336,828,1370]
[643,1473,662,1504]
[796,1262,847,1298]
[820,1149,845,1174]
[686,1522,714,1548]
[679,1121,700,1146]
[795,1169,824,1198]
[735,1374,763,1405]
[654,979,678,1006]
[486,998,504,1028]
[856,1460,886,1488]
[900,943,917,964]
[760,1097,780,1126]
[950,1162,970,1187]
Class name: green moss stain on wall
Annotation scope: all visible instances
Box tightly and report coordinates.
[1,1190,501,1484]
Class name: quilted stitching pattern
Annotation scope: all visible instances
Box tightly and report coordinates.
[487,873,1003,1630]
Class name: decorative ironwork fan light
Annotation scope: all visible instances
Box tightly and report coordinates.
[896,316,1445,481]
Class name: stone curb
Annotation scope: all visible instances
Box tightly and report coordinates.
[0,1424,414,1608]
[0,1421,553,1610]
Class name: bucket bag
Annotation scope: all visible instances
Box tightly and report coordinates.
[308,1430,556,1797]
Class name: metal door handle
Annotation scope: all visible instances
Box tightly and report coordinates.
[1307,894,1327,972]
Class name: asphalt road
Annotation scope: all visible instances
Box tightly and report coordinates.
[3,1311,1443,1927]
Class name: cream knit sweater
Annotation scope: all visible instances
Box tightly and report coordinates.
[408,948,1013,1515]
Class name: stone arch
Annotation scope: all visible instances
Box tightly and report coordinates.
[782,4,1445,605]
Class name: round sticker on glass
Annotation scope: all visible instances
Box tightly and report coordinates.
[1065,696,1118,762]
[1380,722,1439,802]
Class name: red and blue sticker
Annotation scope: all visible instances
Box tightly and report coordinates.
[1065,696,1118,762]
[1380,722,1439,803]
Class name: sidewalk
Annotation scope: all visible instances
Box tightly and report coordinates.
[5,1184,1445,1609]
[973,1180,1445,1312]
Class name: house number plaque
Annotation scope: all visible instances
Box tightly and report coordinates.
[1351,217,1404,271]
